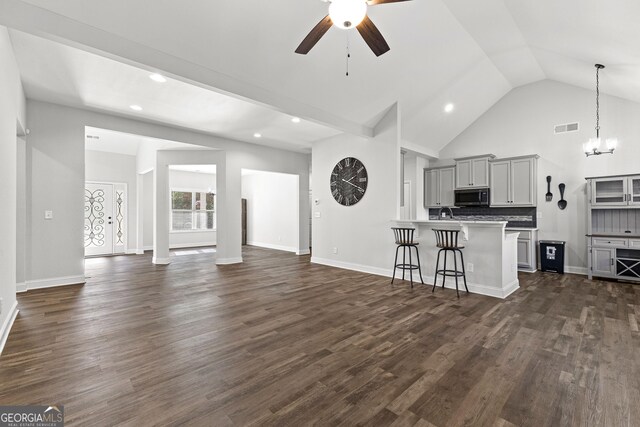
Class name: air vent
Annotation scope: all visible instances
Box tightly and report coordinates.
[554,122,579,134]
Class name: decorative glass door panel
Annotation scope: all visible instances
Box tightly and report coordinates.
[592,178,626,205]
[630,176,640,205]
[84,182,126,256]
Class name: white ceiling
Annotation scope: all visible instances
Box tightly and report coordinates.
[85,126,210,156]
[11,30,341,153]
[4,0,640,154]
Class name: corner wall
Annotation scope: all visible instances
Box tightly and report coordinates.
[437,80,640,272]
[0,26,25,353]
[311,105,400,275]
[241,171,299,253]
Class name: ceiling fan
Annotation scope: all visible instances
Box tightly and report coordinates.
[295,0,411,57]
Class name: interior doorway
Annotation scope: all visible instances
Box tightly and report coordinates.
[84,181,127,256]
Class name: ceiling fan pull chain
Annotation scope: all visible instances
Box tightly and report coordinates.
[346,32,351,76]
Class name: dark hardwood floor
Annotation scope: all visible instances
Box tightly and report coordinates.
[1,246,639,426]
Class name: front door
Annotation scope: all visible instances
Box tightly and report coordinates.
[84,182,126,256]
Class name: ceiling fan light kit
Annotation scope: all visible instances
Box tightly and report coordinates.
[584,64,617,157]
[295,0,411,57]
[329,0,367,29]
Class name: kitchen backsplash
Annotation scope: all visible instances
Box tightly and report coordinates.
[428,206,537,228]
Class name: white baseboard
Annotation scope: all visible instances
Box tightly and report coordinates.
[16,282,27,293]
[25,275,85,291]
[311,257,394,278]
[135,249,144,255]
[565,266,588,275]
[247,241,297,253]
[170,242,216,249]
[311,257,519,299]
[296,249,311,256]
[152,257,170,265]
[143,243,215,252]
[216,257,243,265]
[0,301,19,356]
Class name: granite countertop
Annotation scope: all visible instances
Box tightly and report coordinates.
[393,219,508,226]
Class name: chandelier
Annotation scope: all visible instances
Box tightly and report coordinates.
[584,64,617,157]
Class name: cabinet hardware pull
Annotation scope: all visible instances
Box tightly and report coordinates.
[611,258,614,266]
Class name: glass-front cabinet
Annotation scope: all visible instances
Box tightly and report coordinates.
[590,175,640,206]
[631,176,640,205]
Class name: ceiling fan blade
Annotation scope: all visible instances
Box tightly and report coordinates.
[367,0,411,5]
[295,15,333,54]
[356,16,390,57]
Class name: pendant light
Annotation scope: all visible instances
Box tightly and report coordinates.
[584,64,617,157]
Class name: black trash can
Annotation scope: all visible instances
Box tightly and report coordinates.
[540,240,565,274]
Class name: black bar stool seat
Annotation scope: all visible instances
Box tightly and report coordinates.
[391,227,424,288]
[433,229,469,298]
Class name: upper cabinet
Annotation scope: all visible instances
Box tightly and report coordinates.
[455,155,495,189]
[589,175,640,206]
[424,167,455,208]
[489,155,538,207]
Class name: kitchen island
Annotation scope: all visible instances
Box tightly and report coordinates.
[393,219,519,299]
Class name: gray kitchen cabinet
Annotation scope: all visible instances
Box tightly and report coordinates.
[424,167,455,207]
[454,155,494,189]
[592,247,615,276]
[589,175,640,206]
[512,228,537,272]
[490,155,538,206]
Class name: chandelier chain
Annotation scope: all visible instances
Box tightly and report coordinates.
[595,66,600,137]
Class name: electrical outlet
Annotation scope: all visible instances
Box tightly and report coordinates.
[44,210,53,220]
[332,247,338,254]
[314,212,321,218]
[467,263,474,272]
[537,211,543,219]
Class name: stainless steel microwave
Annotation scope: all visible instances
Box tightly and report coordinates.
[454,188,490,207]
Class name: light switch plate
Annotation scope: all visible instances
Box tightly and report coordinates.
[44,210,53,220]
[314,212,321,218]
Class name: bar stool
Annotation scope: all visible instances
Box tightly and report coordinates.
[391,227,424,288]
[433,229,469,298]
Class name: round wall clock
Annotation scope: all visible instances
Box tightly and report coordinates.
[330,157,368,206]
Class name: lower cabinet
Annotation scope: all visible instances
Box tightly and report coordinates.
[592,247,615,276]
[589,238,640,281]
[513,229,537,272]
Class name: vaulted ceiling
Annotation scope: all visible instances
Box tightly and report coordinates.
[2,0,639,154]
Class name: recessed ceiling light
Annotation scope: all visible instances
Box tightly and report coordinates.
[291,117,301,123]
[149,73,167,83]
[444,103,455,113]
[253,133,262,138]
[130,105,143,111]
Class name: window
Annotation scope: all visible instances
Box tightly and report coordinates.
[171,190,215,231]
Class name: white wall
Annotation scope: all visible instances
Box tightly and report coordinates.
[241,171,299,253]
[0,26,26,350]
[311,105,400,275]
[437,79,640,272]
[85,150,138,253]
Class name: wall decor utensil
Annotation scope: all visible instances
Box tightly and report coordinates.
[558,183,567,210]
[545,176,553,201]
